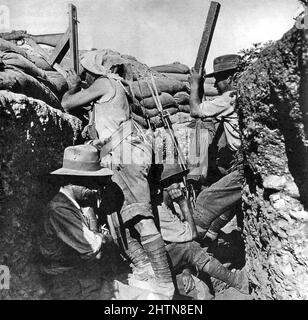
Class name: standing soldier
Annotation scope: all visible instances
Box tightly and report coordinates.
[189,54,244,245]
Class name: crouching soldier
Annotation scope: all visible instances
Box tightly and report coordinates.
[148,165,250,299]
[39,144,114,300]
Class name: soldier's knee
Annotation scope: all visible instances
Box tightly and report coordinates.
[193,250,212,271]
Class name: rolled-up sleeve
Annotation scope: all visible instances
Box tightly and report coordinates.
[158,203,193,243]
[199,92,240,151]
[49,206,103,258]
[199,92,235,119]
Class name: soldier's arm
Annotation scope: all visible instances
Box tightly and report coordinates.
[49,205,105,258]
[189,68,204,118]
[190,68,236,119]
[166,184,198,240]
[62,72,113,112]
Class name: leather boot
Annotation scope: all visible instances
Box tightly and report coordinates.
[129,236,175,300]
[142,236,173,284]
[198,256,249,294]
[228,269,249,294]
[124,229,150,269]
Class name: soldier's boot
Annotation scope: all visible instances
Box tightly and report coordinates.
[197,255,249,294]
[131,219,174,299]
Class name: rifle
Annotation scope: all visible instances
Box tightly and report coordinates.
[146,75,197,218]
[0,3,79,76]
[0,30,64,47]
[147,75,187,171]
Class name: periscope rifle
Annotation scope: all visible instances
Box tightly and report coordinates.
[189,1,221,182]
[0,3,79,77]
[0,30,64,47]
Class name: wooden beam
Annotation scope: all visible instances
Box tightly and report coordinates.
[47,28,70,66]
[68,3,79,74]
[189,2,221,178]
[194,1,221,74]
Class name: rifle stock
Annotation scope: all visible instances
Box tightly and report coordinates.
[29,33,65,47]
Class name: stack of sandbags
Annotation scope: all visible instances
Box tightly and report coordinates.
[152,62,190,85]
[0,37,68,110]
[152,61,219,102]
[90,50,193,128]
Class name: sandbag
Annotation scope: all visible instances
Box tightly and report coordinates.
[173,91,190,105]
[0,38,30,59]
[155,77,189,95]
[45,71,68,98]
[0,51,67,98]
[0,68,61,109]
[132,112,148,128]
[178,104,190,113]
[161,73,189,82]
[132,105,178,118]
[145,106,178,118]
[131,79,162,99]
[140,92,177,109]
[0,51,47,79]
[151,62,190,74]
[132,111,192,129]
[28,55,53,71]
[131,77,188,100]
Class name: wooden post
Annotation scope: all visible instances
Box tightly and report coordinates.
[69,3,79,74]
[194,1,220,158]
[47,29,70,67]
[188,2,221,182]
[194,1,221,74]
[28,3,79,75]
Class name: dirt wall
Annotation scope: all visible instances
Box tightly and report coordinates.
[0,91,82,299]
[236,26,308,299]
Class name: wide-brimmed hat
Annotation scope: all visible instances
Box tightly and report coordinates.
[50,144,113,176]
[205,54,241,78]
[160,164,190,185]
[80,49,125,80]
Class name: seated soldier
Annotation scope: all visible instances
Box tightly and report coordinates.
[39,144,115,300]
[145,165,250,299]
